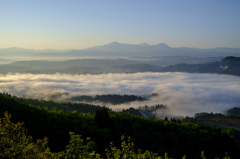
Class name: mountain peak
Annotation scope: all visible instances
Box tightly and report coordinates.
[104,42,150,47]
[157,43,169,48]
[139,42,149,46]
[109,41,122,45]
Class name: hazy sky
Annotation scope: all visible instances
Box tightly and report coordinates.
[1,0,240,49]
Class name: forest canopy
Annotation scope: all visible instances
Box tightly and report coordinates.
[0,93,240,158]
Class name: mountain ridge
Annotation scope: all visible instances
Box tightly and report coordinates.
[0,56,239,76]
[1,42,240,65]
[2,42,240,51]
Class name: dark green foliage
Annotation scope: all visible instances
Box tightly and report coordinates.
[138,104,166,118]
[61,132,100,158]
[112,112,239,158]
[226,107,240,116]
[0,93,239,158]
[0,93,98,152]
[14,96,104,113]
[164,116,169,121]
[195,112,225,119]
[105,135,164,159]
[72,94,143,105]
[122,107,143,117]
[0,112,55,158]
[0,112,232,159]
[95,108,112,129]
[72,95,94,102]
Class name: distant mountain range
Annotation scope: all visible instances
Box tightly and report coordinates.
[1,42,240,58]
[1,42,239,76]
[85,42,240,57]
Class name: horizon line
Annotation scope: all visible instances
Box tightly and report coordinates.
[0,41,240,51]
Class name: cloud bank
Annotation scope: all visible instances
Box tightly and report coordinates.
[0,72,240,117]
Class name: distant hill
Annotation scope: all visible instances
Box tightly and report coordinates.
[0,56,239,76]
[217,56,240,75]
[72,94,143,105]
[0,47,62,56]
[112,63,162,73]
[162,56,240,76]
[0,59,140,74]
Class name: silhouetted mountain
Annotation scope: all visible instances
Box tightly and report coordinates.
[86,42,169,52]
[217,56,240,75]
[0,47,35,55]
[0,59,141,74]
[0,56,239,75]
[0,47,62,56]
[162,56,240,76]
[71,42,240,57]
[112,64,162,73]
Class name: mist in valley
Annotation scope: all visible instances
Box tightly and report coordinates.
[1,72,240,118]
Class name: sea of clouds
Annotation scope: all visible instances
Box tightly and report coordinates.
[0,72,240,117]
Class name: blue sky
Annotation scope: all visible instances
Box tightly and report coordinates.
[0,0,240,49]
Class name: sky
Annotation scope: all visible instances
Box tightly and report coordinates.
[0,0,240,49]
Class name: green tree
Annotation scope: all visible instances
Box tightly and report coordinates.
[106,136,165,159]
[95,108,112,129]
[0,111,55,158]
[61,132,101,159]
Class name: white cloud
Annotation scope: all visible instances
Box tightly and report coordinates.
[0,72,240,117]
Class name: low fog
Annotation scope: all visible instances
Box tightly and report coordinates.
[0,72,240,117]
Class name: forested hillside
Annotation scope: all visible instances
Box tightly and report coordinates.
[71,94,143,105]
[0,93,239,158]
